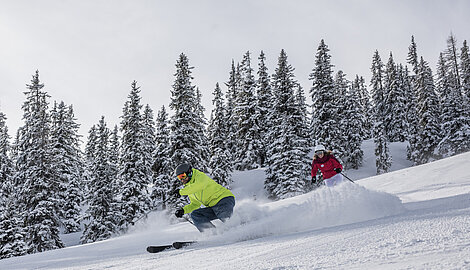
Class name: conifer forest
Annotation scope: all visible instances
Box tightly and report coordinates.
[1,34,470,259]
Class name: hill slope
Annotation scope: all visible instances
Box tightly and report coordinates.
[1,143,469,269]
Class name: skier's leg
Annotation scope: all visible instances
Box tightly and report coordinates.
[190,208,217,232]
[325,174,343,187]
[212,196,235,223]
[335,173,344,185]
[324,177,334,187]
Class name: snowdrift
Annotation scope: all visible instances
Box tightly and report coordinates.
[207,182,404,244]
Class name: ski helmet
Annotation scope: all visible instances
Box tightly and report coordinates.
[314,145,326,153]
[175,163,192,177]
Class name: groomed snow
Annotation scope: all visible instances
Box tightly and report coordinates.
[1,141,469,269]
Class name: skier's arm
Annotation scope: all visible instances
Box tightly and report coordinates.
[331,156,343,171]
[311,162,318,178]
[183,197,201,214]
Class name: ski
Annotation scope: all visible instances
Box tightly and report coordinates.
[146,241,195,253]
[146,244,172,253]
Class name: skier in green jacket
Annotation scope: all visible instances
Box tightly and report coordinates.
[174,163,235,232]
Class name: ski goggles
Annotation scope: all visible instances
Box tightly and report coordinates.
[177,173,188,180]
[315,150,325,155]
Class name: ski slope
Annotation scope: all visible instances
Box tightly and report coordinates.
[1,141,470,269]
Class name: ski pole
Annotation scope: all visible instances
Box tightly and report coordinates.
[183,215,194,225]
[133,195,174,224]
[340,172,355,183]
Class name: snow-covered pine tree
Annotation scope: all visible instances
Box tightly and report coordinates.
[118,81,153,231]
[168,53,208,209]
[194,88,210,172]
[108,125,120,195]
[224,60,239,157]
[151,106,172,210]
[443,34,461,91]
[435,53,470,156]
[233,51,261,170]
[383,53,408,142]
[343,79,365,169]
[461,40,470,102]
[0,112,28,259]
[0,111,13,210]
[370,51,392,174]
[352,75,372,139]
[0,206,28,259]
[406,37,421,162]
[50,101,83,234]
[407,36,419,75]
[142,104,157,187]
[81,117,120,243]
[9,129,21,170]
[293,83,313,189]
[333,70,349,158]
[412,57,442,164]
[265,49,309,199]
[14,71,64,253]
[255,51,273,167]
[83,125,97,201]
[309,39,341,150]
[207,83,233,188]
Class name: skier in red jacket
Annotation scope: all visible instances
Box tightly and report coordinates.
[311,144,344,187]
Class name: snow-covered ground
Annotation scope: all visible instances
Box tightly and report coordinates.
[1,140,470,269]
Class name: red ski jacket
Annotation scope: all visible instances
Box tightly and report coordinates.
[311,153,343,180]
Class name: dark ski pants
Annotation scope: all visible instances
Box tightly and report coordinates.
[190,196,235,232]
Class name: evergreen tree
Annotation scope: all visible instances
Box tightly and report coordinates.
[108,125,120,195]
[309,39,341,150]
[406,37,421,162]
[83,125,97,200]
[255,51,273,166]
[293,83,313,188]
[435,53,470,156]
[343,80,365,169]
[168,53,208,208]
[224,60,239,156]
[407,35,419,75]
[333,70,349,157]
[9,129,21,170]
[142,104,157,185]
[413,58,442,164]
[151,106,172,210]
[353,75,372,139]
[370,51,392,174]
[383,53,408,142]
[461,40,470,101]
[14,71,64,253]
[50,102,83,234]
[194,88,210,172]
[208,83,233,188]
[265,50,309,199]
[0,111,13,209]
[118,81,153,231]
[443,34,461,90]
[0,207,28,259]
[0,112,27,258]
[81,117,120,243]
[234,51,262,170]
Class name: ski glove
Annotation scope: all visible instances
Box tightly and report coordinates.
[334,168,342,173]
[175,208,184,218]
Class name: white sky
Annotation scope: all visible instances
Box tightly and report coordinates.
[1,0,469,139]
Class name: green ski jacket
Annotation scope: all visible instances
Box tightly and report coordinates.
[179,169,234,214]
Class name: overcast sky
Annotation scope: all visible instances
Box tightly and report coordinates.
[1,0,469,140]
